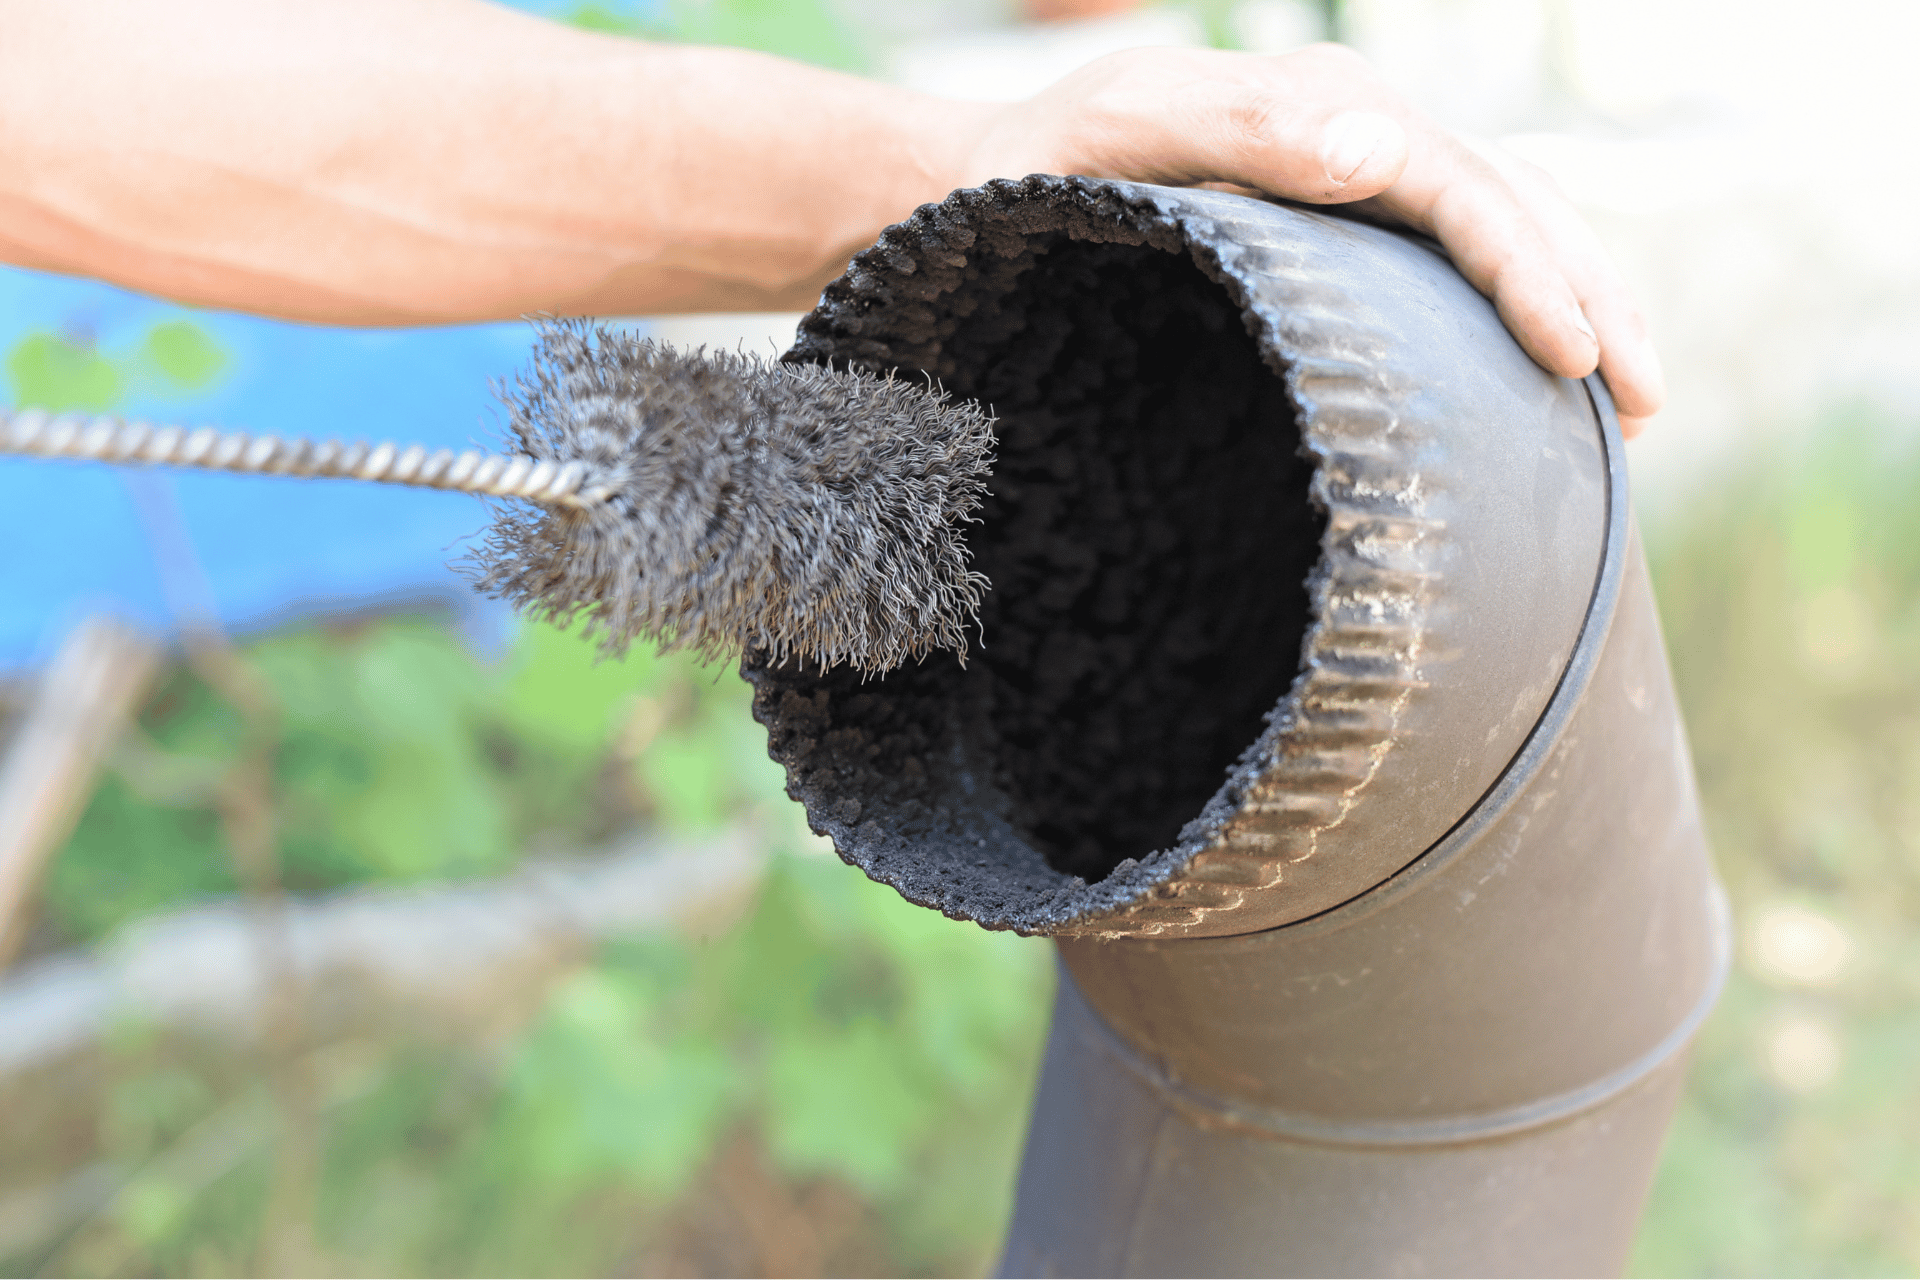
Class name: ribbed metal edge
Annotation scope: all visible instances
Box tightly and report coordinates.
[1076,188,1443,937]
[1229,373,1629,942]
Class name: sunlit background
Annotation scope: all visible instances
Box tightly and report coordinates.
[3,0,1917,1274]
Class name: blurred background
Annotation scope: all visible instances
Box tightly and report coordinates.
[2,0,1918,1274]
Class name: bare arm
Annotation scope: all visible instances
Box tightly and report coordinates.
[0,0,973,322]
[0,1,1662,430]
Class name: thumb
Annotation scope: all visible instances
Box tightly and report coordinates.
[1066,86,1410,203]
[1297,108,1409,201]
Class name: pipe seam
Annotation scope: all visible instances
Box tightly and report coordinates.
[1055,879,1730,1149]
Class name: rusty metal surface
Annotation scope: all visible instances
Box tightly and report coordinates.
[752,175,1605,938]
[1001,965,1703,1278]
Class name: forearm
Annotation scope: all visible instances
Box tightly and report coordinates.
[0,11,1664,428]
[0,0,984,323]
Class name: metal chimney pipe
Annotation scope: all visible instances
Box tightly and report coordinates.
[749,176,1728,1277]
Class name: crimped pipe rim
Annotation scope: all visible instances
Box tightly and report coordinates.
[1207,372,1633,946]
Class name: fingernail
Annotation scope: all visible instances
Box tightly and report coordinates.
[1321,112,1396,185]
[1632,333,1666,388]
[1569,305,1598,345]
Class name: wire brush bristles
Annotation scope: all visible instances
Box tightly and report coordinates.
[469,322,995,674]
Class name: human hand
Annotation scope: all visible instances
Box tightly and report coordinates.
[961,44,1663,436]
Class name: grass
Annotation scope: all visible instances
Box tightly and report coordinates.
[1630,414,1920,1276]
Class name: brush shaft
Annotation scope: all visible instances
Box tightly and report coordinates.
[0,407,613,507]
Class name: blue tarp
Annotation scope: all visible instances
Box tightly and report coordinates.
[0,0,685,672]
[0,268,551,671]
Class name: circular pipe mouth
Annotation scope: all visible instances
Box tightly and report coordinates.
[748,176,1607,939]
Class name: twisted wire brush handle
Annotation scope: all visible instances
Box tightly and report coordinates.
[0,406,617,508]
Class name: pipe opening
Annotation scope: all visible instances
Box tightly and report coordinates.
[757,177,1614,935]
[753,218,1325,901]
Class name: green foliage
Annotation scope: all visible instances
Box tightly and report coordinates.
[562,1,672,37]
[496,619,662,753]
[24,857,1049,1277]
[1180,0,1251,49]
[498,965,738,1191]
[733,855,1045,1201]
[1645,414,1920,925]
[319,854,1049,1276]
[42,778,237,942]
[20,602,1051,1277]
[44,617,779,944]
[262,623,516,882]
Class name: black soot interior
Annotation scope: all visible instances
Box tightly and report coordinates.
[948,239,1321,880]
[759,230,1324,891]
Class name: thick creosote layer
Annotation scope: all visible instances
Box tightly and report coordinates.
[938,238,1319,879]
[745,179,1325,932]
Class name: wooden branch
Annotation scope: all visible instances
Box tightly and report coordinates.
[0,619,162,970]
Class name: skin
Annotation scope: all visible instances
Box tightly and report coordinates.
[0,0,1661,433]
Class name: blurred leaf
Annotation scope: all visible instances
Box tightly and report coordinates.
[1786,491,1860,593]
[559,0,863,69]
[115,1175,196,1249]
[5,331,122,411]
[638,719,737,833]
[497,620,661,755]
[762,1019,938,1193]
[251,622,514,883]
[30,597,1049,1275]
[102,1066,220,1161]
[140,320,228,391]
[43,776,237,943]
[501,966,738,1194]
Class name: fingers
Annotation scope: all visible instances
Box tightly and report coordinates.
[1476,148,1666,424]
[977,44,1664,433]
[1364,127,1601,381]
